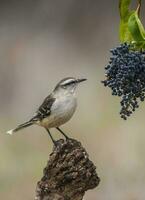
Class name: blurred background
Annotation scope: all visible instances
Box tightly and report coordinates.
[0,0,145,199]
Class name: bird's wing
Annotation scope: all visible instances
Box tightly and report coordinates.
[31,94,56,122]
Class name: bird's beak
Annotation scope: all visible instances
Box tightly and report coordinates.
[77,78,87,83]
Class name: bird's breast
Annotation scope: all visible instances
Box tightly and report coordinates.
[40,95,77,128]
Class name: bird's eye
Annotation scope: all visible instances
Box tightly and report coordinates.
[62,85,67,89]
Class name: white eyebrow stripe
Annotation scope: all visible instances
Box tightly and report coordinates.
[61,79,75,85]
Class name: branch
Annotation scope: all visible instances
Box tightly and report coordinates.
[35,138,100,200]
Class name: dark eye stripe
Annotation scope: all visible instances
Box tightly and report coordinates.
[65,80,76,85]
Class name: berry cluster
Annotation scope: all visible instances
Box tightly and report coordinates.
[102,43,145,120]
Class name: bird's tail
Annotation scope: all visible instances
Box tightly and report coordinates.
[6,121,33,135]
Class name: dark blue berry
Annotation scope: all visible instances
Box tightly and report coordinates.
[102,43,145,119]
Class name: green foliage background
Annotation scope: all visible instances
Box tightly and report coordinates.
[120,0,145,49]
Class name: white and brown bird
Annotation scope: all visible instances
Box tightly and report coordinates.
[7,77,87,144]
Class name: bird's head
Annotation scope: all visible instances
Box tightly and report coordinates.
[54,77,87,95]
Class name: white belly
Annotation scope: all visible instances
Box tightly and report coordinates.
[40,95,77,128]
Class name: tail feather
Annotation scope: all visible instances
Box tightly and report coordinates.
[6,121,33,135]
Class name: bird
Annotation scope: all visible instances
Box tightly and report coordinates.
[7,77,87,144]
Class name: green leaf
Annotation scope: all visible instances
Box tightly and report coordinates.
[119,0,134,42]
[128,11,145,41]
[135,11,145,39]
[119,0,132,20]
[120,21,133,42]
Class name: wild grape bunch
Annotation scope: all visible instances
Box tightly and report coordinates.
[102,43,145,120]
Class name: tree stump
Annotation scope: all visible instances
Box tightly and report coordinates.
[35,138,100,200]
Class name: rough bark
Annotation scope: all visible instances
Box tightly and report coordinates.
[35,138,100,200]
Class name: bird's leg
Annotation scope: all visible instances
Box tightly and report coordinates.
[56,127,70,140]
[46,128,56,145]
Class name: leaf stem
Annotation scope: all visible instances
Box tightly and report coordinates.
[136,0,141,16]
